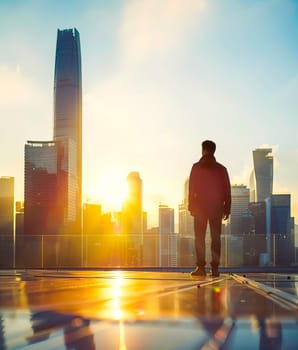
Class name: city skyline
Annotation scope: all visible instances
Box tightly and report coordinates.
[0,1,297,226]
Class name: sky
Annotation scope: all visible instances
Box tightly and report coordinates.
[0,0,298,227]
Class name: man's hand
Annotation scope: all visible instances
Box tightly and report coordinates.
[222,212,229,221]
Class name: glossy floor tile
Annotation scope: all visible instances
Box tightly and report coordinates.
[0,270,297,349]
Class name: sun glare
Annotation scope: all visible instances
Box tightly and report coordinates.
[86,168,128,211]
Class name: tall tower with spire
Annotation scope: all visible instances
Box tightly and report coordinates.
[53,28,82,234]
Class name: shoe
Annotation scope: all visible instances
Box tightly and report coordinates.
[211,267,219,278]
[191,266,206,277]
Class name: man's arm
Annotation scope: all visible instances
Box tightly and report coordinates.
[222,168,231,220]
[188,165,196,216]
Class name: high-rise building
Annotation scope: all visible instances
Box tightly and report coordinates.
[15,212,24,236]
[24,141,64,234]
[53,28,82,234]
[0,177,14,268]
[266,194,295,266]
[83,203,102,235]
[121,172,143,266]
[249,172,256,202]
[15,200,24,236]
[270,194,291,235]
[0,177,14,236]
[248,202,266,235]
[142,211,147,234]
[230,185,250,235]
[24,139,78,234]
[178,178,194,236]
[122,172,143,234]
[252,148,273,202]
[159,205,174,234]
[158,204,177,267]
[178,177,195,267]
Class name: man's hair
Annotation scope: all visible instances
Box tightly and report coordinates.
[202,140,216,154]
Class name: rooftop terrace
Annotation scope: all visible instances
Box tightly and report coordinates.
[0,269,297,349]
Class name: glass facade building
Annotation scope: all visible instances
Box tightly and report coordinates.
[265,194,295,266]
[24,141,63,235]
[178,177,194,236]
[54,28,82,234]
[159,205,174,234]
[0,177,14,236]
[248,201,266,235]
[252,148,273,202]
[158,205,176,267]
[230,185,250,235]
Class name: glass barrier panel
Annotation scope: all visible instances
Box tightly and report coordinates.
[15,235,42,268]
[0,235,14,268]
[1,233,295,269]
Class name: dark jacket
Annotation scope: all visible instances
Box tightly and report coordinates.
[188,154,231,217]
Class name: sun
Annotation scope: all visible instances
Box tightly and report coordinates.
[85,168,128,211]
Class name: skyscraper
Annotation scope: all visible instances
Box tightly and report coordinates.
[83,203,102,235]
[121,172,143,266]
[249,171,256,202]
[252,148,273,202]
[53,28,82,234]
[230,185,250,235]
[178,178,194,236]
[122,172,143,234]
[248,202,266,235]
[159,205,174,234]
[24,141,63,234]
[0,177,14,236]
[178,178,195,266]
[158,204,177,267]
[266,194,295,265]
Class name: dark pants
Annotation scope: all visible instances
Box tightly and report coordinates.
[194,211,222,268]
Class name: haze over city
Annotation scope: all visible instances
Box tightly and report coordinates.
[0,0,297,226]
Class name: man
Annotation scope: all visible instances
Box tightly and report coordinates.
[188,140,231,277]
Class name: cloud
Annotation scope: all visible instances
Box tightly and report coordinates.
[0,64,26,104]
[0,64,51,129]
[231,162,252,187]
[120,0,205,64]
[0,64,51,198]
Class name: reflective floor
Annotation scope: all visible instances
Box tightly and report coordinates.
[0,270,297,349]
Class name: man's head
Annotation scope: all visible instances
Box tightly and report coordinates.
[202,140,216,155]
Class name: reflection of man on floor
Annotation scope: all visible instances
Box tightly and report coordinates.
[27,311,95,350]
[259,318,282,350]
[188,140,231,277]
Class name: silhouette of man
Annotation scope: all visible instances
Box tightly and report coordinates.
[188,140,231,277]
